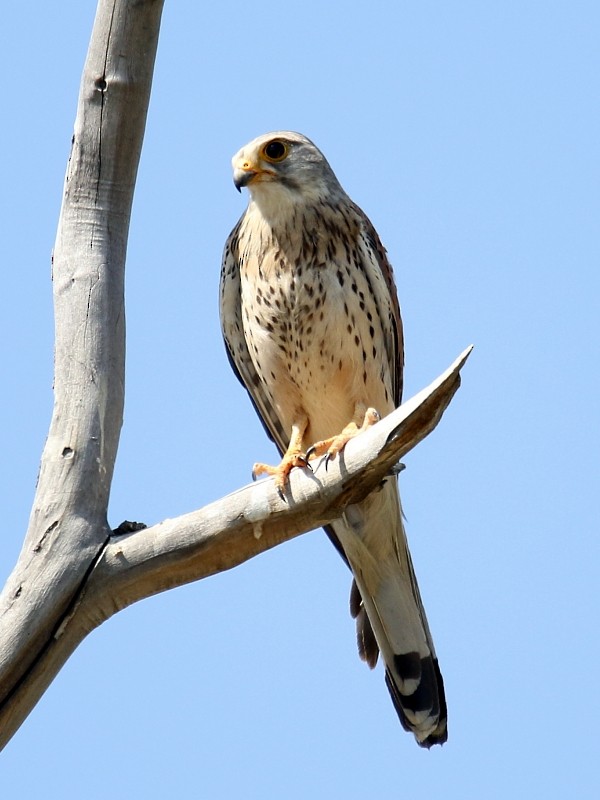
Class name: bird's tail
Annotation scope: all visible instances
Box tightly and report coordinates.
[329,482,447,747]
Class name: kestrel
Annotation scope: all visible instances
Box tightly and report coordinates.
[220,131,447,747]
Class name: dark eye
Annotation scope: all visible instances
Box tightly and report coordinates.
[262,140,288,162]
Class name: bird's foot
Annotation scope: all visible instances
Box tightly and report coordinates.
[253,451,311,499]
[306,407,381,469]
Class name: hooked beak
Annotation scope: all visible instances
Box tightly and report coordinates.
[233,166,258,192]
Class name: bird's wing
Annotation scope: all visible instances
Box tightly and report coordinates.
[333,200,406,660]
[351,201,404,405]
[327,204,447,747]
[220,217,289,454]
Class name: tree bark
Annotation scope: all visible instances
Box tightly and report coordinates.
[0,0,164,747]
[0,0,472,752]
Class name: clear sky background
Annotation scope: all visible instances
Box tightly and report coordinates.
[1,1,598,797]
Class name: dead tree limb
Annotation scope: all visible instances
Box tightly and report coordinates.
[0,0,164,748]
[0,0,472,751]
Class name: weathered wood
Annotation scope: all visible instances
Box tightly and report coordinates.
[0,0,164,746]
[84,346,472,607]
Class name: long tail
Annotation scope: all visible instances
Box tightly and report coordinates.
[328,481,447,747]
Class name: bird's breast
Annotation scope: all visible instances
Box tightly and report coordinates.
[239,241,393,443]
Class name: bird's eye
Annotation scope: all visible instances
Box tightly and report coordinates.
[262,140,288,163]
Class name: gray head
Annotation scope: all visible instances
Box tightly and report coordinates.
[231,131,345,213]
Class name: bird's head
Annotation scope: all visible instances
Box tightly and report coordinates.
[231,131,344,214]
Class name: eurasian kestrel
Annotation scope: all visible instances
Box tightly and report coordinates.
[220,131,447,747]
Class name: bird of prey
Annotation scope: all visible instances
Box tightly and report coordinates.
[220,131,447,747]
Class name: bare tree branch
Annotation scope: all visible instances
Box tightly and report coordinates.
[0,0,164,747]
[0,0,472,753]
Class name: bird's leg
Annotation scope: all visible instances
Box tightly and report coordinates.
[252,419,310,496]
[306,406,380,467]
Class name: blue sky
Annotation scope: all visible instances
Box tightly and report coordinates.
[1,1,598,797]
